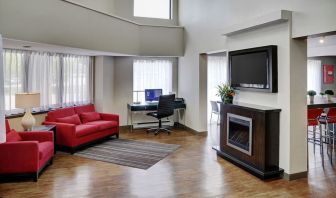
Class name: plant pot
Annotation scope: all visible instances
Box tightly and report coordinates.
[309,95,314,103]
[327,94,332,101]
[222,96,233,104]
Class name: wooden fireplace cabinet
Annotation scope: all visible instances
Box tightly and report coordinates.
[214,102,283,179]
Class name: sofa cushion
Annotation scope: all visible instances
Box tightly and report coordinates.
[75,124,99,137]
[56,114,81,125]
[6,129,22,142]
[46,107,76,122]
[75,104,96,114]
[80,112,101,123]
[38,142,53,160]
[85,120,118,131]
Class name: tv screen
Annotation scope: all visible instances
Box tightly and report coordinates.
[229,45,277,93]
[145,89,162,101]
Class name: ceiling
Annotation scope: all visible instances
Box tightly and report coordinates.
[2,38,131,57]
[308,34,336,57]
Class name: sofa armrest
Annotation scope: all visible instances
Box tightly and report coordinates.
[43,121,76,147]
[0,141,39,173]
[20,132,53,143]
[100,113,119,124]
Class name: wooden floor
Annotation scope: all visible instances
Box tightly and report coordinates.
[1,124,336,198]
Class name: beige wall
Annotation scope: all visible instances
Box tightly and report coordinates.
[0,0,184,56]
[7,114,47,131]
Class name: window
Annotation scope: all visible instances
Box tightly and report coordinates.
[133,59,173,102]
[3,50,26,114]
[134,0,171,19]
[3,49,93,115]
[207,55,228,122]
[307,59,322,93]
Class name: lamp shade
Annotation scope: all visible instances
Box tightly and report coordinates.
[15,93,40,108]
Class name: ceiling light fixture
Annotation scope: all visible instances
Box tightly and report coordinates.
[22,45,31,48]
[319,37,325,44]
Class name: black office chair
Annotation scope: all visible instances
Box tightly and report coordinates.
[147,94,175,135]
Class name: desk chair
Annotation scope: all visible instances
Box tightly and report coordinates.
[210,101,220,124]
[147,94,175,135]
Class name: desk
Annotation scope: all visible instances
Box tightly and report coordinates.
[308,97,336,109]
[127,102,186,131]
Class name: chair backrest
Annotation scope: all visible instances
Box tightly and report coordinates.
[327,107,336,117]
[210,101,219,113]
[307,108,324,121]
[5,119,11,134]
[157,94,175,119]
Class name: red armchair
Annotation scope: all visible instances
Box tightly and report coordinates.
[43,104,119,153]
[0,120,54,181]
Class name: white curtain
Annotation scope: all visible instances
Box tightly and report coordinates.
[133,59,173,102]
[3,49,26,114]
[28,52,62,111]
[62,55,92,106]
[0,35,5,143]
[307,59,322,93]
[3,49,93,115]
[207,55,228,122]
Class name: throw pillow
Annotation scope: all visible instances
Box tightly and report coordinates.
[80,112,101,123]
[56,114,82,125]
[6,129,22,142]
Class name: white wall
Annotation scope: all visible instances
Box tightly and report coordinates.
[94,56,115,113]
[178,0,335,175]
[0,0,184,56]
[66,0,115,15]
[66,0,179,27]
[0,34,5,143]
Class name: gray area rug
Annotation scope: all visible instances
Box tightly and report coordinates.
[75,139,180,169]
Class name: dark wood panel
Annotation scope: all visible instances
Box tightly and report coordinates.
[216,102,283,179]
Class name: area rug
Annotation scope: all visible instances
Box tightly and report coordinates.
[74,139,180,169]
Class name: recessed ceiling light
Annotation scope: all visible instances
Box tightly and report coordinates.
[22,45,31,48]
[319,37,325,44]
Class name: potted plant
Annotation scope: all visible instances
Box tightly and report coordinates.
[320,92,325,98]
[325,90,334,101]
[217,84,235,104]
[307,90,316,103]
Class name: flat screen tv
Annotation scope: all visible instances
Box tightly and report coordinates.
[229,45,278,93]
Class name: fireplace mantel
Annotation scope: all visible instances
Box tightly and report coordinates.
[213,102,283,179]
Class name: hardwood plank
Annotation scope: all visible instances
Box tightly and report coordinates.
[0,125,335,198]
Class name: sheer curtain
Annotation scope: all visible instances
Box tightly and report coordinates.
[28,52,62,111]
[62,55,92,106]
[307,59,322,93]
[133,59,173,102]
[207,55,228,122]
[3,49,26,114]
[3,49,93,115]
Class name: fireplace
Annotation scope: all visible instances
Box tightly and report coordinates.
[214,102,283,179]
[227,113,252,156]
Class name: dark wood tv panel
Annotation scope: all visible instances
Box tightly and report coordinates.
[213,102,283,179]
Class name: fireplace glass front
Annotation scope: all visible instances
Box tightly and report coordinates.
[227,113,252,155]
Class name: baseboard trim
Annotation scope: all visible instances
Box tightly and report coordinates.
[282,171,308,181]
[120,124,208,135]
[177,123,208,135]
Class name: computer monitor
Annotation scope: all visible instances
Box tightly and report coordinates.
[145,89,162,102]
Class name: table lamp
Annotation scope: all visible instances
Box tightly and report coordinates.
[15,93,40,131]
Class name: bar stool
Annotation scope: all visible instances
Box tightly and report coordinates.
[307,108,324,154]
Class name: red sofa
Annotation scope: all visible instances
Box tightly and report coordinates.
[0,120,54,181]
[43,104,119,153]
